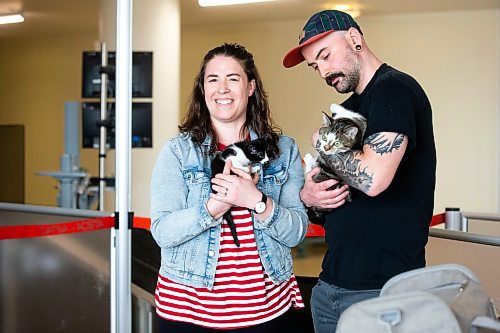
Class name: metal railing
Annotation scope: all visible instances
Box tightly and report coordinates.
[431,208,500,247]
[0,202,110,218]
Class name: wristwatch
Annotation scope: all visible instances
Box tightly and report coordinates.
[253,192,267,214]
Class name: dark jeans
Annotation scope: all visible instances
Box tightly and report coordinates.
[310,279,380,333]
[157,309,305,333]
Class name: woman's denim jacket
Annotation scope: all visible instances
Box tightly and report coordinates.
[150,130,308,289]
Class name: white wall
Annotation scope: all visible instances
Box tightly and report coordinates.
[181,9,500,215]
[361,11,500,214]
[101,0,180,216]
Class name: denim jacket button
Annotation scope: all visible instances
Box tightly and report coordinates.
[208,250,215,257]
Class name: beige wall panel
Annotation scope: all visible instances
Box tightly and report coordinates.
[427,236,500,298]
[0,34,99,206]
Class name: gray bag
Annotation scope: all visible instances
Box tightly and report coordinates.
[337,264,500,333]
[337,290,462,332]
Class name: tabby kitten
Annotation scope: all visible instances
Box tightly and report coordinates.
[211,138,272,246]
[304,104,367,225]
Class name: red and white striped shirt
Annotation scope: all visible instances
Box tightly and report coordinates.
[155,207,304,330]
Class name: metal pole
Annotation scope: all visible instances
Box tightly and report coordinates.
[115,0,133,332]
[98,43,116,333]
[99,43,109,211]
[461,215,469,232]
[110,229,116,333]
[62,102,80,208]
[64,101,80,169]
[60,154,74,208]
[445,207,463,231]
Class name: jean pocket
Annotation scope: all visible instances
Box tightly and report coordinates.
[183,167,210,185]
[182,167,210,204]
[263,163,288,185]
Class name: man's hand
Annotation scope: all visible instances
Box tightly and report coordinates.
[300,167,350,209]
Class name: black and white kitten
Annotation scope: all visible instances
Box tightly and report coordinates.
[304,104,367,225]
[211,138,271,247]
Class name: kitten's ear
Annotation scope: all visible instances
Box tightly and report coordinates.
[329,103,342,118]
[322,111,332,126]
[345,126,359,140]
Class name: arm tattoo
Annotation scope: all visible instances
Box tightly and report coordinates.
[318,133,405,194]
[365,133,405,155]
[324,150,373,193]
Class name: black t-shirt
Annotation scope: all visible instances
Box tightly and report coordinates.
[319,64,437,290]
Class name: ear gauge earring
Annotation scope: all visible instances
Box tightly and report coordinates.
[355,45,362,51]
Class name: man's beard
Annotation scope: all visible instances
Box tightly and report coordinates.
[325,52,361,94]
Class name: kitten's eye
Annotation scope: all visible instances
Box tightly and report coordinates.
[321,135,326,141]
[334,141,341,147]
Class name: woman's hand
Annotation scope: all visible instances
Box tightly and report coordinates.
[211,160,261,210]
[207,160,233,219]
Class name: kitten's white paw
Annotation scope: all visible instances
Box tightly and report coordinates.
[303,153,318,174]
[251,165,261,173]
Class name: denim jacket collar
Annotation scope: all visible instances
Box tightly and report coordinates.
[201,128,258,147]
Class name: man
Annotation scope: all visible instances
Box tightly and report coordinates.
[283,10,436,333]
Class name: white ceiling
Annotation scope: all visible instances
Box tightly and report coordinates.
[0,0,100,38]
[181,0,500,27]
[0,0,499,39]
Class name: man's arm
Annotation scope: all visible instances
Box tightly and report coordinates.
[333,131,408,196]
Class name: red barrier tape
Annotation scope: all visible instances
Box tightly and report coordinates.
[306,224,325,237]
[0,213,446,240]
[430,213,445,226]
[304,212,446,237]
[0,217,115,240]
[133,216,151,230]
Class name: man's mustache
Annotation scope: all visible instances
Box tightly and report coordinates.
[326,72,344,86]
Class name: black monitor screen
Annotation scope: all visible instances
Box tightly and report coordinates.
[82,51,153,98]
[82,102,152,149]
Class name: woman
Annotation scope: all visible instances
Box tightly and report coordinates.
[150,43,308,332]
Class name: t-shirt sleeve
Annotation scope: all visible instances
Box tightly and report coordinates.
[363,78,417,152]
